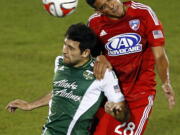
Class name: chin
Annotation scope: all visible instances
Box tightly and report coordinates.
[63,59,69,64]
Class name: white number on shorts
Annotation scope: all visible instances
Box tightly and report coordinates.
[114,122,126,135]
[114,122,135,135]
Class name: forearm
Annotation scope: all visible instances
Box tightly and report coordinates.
[152,46,175,109]
[29,93,52,110]
[155,53,170,84]
[152,46,170,84]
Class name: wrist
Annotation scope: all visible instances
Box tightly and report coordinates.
[162,81,171,86]
[162,79,171,86]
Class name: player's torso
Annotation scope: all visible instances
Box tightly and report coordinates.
[88,1,157,100]
[89,4,150,65]
[45,59,104,135]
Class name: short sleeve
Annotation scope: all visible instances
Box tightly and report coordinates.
[145,7,165,47]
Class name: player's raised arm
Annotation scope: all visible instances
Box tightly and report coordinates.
[152,46,175,109]
[6,93,52,112]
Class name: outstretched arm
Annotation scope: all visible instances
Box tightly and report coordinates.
[152,46,175,109]
[6,93,52,112]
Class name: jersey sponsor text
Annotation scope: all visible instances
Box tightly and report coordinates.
[105,33,142,56]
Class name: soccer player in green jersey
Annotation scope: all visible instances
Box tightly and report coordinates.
[6,23,128,135]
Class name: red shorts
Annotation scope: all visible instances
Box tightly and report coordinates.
[93,95,154,135]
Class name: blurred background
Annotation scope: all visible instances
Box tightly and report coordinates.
[0,0,179,134]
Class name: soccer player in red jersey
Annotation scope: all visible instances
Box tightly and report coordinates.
[86,0,176,135]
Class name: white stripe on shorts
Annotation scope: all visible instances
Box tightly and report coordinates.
[134,95,154,135]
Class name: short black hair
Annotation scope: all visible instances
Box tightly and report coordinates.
[86,0,96,8]
[65,23,98,55]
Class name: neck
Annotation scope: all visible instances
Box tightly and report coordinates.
[74,57,90,68]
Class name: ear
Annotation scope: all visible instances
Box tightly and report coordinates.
[82,49,91,58]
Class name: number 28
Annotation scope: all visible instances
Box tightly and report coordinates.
[114,122,135,135]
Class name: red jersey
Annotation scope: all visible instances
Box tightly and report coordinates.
[88,1,165,101]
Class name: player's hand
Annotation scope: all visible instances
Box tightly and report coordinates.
[105,101,130,122]
[94,55,112,80]
[162,82,175,109]
[105,102,119,116]
[5,99,32,112]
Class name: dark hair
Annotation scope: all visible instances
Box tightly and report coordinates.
[86,0,96,8]
[65,23,98,55]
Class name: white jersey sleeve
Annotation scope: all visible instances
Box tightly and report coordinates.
[101,70,124,103]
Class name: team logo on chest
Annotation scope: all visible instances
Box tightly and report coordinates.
[83,70,94,80]
[105,33,142,56]
[129,19,140,31]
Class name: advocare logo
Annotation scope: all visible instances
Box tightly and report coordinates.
[105,33,142,56]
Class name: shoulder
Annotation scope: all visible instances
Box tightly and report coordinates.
[88,12,103,27]
[128,1,159,25]
[55,56,63,66]
[54,56,63,73]
[128,1,155,14]
[88,12,102,22]
[85,58,96,72]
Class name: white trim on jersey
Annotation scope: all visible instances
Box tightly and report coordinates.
[88,13,102,26]
[42,127,47,135]
[134,95,154,135]
[48,99,52,122]
[54,56,63,73]
[88,13,101,21]
[42,99,53,135]
[66,80,102,135]
[131,1,159,26]
[67,70,124,135]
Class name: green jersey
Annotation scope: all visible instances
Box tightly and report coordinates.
[42,56,124,135]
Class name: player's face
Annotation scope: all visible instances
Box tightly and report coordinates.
[62,38,89,67]
[94,0,124,19]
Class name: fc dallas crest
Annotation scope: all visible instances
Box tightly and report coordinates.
[129,19,140,31]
